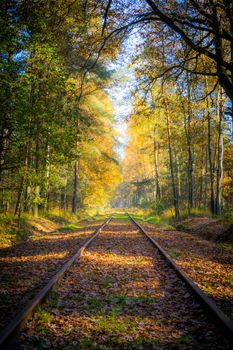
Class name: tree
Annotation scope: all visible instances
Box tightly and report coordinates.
[102,0,233,110]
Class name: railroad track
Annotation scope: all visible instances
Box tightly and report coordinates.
[128,213,233,344]
[0,219,106,329]
[0,215,232,349]
[0,217,112,349]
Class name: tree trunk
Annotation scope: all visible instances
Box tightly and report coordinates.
[61,171,68,211]
[61,188,67,210]
[206,97,215,214]
[33,137,40,217]
[44,144,50,212]
[14,177,24,217]
[199,145,205,208]
[165,102,180,218]
[34,185,39,217]
[186,73,194,213]
[216,88,224,215]
[153,126,161,200]
[174,149,181,198]
[72,160,79,215]
[204,78,215,214]
[14,137,31,216]
[205,144,209,209]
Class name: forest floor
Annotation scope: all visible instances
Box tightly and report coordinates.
[0,212,108,248]
[174,216,233,243]
[0,217,105,329]
[0,213,232,349]
[17,219,230,349]
[141,219,233,321]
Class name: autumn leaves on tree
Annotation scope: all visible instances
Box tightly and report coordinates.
[0,0,121,216]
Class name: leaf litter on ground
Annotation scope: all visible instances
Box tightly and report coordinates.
[18,220,231,349]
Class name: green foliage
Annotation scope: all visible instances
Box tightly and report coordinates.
[35,306,53,333]
[0,0,121,220]
[58,223,77,231]
[80,338,92,349]
[0,214,32,245]
[225,276,233,287]
[149,200,165,216]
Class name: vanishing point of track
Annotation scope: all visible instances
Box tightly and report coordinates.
[0,215,232,349]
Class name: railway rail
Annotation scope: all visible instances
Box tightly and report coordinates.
[128,213,233,344]
[0,215,232,349]
[0,217,112,349]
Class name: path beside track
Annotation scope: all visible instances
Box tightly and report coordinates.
[18,219,230,349]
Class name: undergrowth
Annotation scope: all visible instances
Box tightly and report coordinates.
[0,213,33,246]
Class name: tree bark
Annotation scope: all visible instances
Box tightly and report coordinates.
[186,73,194,213]
[216,88,224,215]
[153,126,161,200]
[33,136,40,217]
[206,96,215,214]
[205,78,215,214]
[199,144,205,208]
[72,160,79,215]
[164,100,180,218]
[205,144,209,209]
[14,176,24,218]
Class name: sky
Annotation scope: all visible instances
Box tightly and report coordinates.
[107,64,135,159]
[106,34,139,159]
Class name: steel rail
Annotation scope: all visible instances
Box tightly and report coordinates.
[128,213,233,344]
[0,217,112,350]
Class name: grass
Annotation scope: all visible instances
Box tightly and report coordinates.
[225,276,233,287]
[35,306,53,333]
[0,213,33,246]
[113,214,130,221]
[92,314,135,334]
[218,242,233,254]
[130,213,161,225]
[46,291,59,308]
[86,294,157,317]
[166,249,182,259]
[80,338,92,349]
[24,336,45,349]
[0,208,110,247]
[58,223,77,231]
[176,334,192,348]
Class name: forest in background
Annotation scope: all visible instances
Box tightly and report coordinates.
[1,0,233,224]
[0,0,122,219]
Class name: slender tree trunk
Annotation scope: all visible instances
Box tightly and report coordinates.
[14,137,31,216]
[14,177,24,217]
[153,126,161,200]
[176,150,182,198]
[72,160,79,215]
[33,137,40,217]
[216,88,224,215]
[61,169,68,210]
[34,185,39,217]
[61,188,67,210]
[199,145,205,208]
[45,144,50,212]
[24,185,31,212]
[186,73,194,213]
[206,97,215,214]
[204,78,215,214]
[205,144,209,209]
[165,102,180,218]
